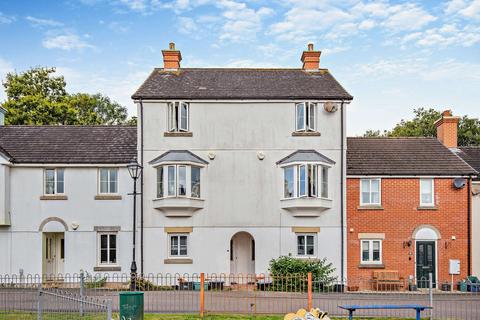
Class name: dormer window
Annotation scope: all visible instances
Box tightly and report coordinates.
[168,102,189,132]
[295,102,316,132]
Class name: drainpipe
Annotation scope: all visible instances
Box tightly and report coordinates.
[468,177,471,276]
[340,101,345,282]
[139,99,145,275]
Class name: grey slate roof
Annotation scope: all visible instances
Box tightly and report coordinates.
[457,146,480,180]
[149,150,208,165]
[277,150,335,165]
[347,137,477,176]
[0,125,137,164]
[132,68,353,100]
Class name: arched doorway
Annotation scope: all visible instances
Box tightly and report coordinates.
[39,217,68,278]
[413,225,440,288]
[230,232,255,275]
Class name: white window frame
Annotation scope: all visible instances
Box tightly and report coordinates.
[157,164,201,199]
[296,233,317,257]
[420,178,435,207]
[295,102,316,132]
[44,168,65,195]
[98,168,119,194]
[360,239,383,264]
[168,101,189,132]
[168,233,189,258]
[360,178,381,206]
[97,232,118,266]
[282,163,330,199]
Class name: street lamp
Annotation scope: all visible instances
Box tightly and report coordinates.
[127,157,142,291]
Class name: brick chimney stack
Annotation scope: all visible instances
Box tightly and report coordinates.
[301,42,321,71]
[162,42,182,70]
[435,109,460,148]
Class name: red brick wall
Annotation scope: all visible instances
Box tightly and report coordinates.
[347,178,469,286]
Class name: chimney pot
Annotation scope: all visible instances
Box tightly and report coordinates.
[301,42,321,71]
[169,42,175,50]
[435,109,460,148]
[162,42,182,70]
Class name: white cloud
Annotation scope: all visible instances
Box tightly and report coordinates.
[358,19,376,30]
[459,0,480,18]
[0,12,15,24]
[445,0,480,18]
[107,21,130,33]
[401,24,480,47]
[25,16,63,27]
[118,0,147,12]
[177,16,198,34]
[382,3,436,31]
[42,33,94,51]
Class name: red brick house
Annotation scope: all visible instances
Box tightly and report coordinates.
[346,112,477,289]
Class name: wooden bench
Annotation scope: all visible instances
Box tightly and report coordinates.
[339,304,431,320]
[372,270,404,291]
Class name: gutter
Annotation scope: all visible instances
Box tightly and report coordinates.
[340,101,345,282]
[140,99,145,275]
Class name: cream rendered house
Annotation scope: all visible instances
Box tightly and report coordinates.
[132,43,353,278]
[0,125,136,276]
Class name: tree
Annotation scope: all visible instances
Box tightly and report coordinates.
[363,108,480,146]
[1,67,134,125]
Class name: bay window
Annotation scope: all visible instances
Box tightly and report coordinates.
[157,165,201,198]
[283,163,329,199]
[295,102,316,132]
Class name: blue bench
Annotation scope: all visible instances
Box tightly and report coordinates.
[339,304,432,320]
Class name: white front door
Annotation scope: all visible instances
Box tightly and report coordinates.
[230,232,255,275]
[44,233,65,278]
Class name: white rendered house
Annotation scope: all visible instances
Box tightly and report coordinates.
[0,125,137,276]
[132,43,353,278]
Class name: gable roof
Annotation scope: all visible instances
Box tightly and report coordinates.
[277,150,335,165]
[457,146,480,180]
[132,68,353,101]
[149,150,208,165]
[347,137,477,176]
[0,125,137,164]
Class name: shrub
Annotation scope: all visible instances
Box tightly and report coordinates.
[268,256,336,292]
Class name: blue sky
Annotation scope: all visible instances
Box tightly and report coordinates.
[0,0,479,134]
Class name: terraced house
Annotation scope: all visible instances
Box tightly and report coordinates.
[0,125,137,276]
[132,43,353,277]
[346,111,477,289]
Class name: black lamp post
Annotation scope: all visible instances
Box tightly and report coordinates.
[127,158,142,291]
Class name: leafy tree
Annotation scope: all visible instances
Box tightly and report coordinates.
[1,67,133,125]
[363,108,480,146]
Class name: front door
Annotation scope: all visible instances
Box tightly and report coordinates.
[416,241,436,288]
[44,233,65,279]
[230,232,255,276]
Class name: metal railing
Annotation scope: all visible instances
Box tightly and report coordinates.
[1,272,479,319]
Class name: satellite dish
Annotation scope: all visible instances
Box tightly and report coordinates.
[453,178,466,189]
[323,102,338,113]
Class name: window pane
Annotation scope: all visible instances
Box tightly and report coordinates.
[180,103,188,131]
[297,236,305,255]
[157,167,164,198]
[373,241,380,261]
[421,179,433,205]
[178,166,186,196]
[306,235,314,255]
[284,167,294,198]
[191,167,201,198]
[60,238,65,259]
[109,235,116,249]
[45,169,55,194]
[361,241,369,261]
[109,249,116,263]
[296,103,305,131]
[171,236,178,256]
[100,169,108,193]
[101,249,108,263]
[179,236,188,256]
[168,104,176,131]
[308,165,317,197]
[168,166,176,196]
[371,179,380,192]
[100,235,108,249]
[109,169,118,193]
[308,103,315,131]
[371,191,380,204]
[321,166,328,198]
[56,169,64,194]
[299,165,306,196]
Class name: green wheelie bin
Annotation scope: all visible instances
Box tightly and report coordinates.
[119,292,144,320]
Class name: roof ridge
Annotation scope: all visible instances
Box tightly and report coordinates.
[152,67,330,71]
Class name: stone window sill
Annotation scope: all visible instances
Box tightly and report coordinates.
[358,264,385,269]
[164,258,193,264]
[357,205,384,210]
[93,266,121,272]
[95,195,122,200]
[164,132,193,137]
[40,195,68,200]
[417,206,438,211]
[291,131,321,137]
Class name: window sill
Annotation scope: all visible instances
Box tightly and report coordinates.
[417,206,438,211]
[95,195,122,200]
[357,205,384,210]
[291,131,321,137]
[93,266,121,272]
[281,197,332,216]
[164,258,193,264]
[358,264,385,269]
[164,132,193,137]
[40,195,68,200]
[153,197,204,216]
